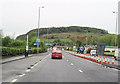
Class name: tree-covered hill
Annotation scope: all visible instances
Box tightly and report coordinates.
[16,26,108,40]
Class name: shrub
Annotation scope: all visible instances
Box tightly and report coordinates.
[2,47,47,56]
[2,47,25,56]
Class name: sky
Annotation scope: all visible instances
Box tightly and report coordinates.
[0,0,119,38]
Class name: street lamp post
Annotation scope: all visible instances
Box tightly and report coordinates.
[113,11,118,49]
[47,28,48,51]
[47,28,48,43]
[37,6,44,54]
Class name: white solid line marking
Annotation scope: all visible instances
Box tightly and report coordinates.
[19,74,25,77]
[71,63,73,65]
[11,79,18,82]
[79,70,83,73]
[112,68,119,71]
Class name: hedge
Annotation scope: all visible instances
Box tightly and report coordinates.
[2,47,47,56]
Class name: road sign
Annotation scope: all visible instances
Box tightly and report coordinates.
[96,43,105,56]
[36,39,40,45]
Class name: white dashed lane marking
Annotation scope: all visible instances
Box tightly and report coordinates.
[11,79,18,83]
[10,53,52,83]
[31,66,34,69]
[19,74,25,77]
[26,69,30,72]
[71,63,74,65]
[79,70,83,73]
[34,64,37,66]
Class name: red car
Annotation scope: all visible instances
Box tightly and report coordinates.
[51,50,62,59]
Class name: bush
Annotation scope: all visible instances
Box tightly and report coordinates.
[2,36,26,48]
[2,47,25,56]
[2,46,47,56]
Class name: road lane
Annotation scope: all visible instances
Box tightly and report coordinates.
[2,52,50,82]
[64,51,118,82]
[16,53,94,82]
[14,51,118,82]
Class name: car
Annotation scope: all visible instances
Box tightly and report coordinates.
[51,50,62,59]
[90,50,96,55]
[77,46,85,53]
[114,49,120,60]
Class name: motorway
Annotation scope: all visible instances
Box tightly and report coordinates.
[2,51,119,82]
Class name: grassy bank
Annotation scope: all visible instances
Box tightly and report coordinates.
[104,52,115,56]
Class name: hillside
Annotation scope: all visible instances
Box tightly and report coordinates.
[16,26,108,41]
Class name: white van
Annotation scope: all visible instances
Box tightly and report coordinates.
[114,49,120,60]
[90,50,96,55]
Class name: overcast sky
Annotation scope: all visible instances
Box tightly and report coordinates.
[0,0,119,38]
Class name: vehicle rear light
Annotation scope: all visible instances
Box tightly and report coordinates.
[52,53,62,55]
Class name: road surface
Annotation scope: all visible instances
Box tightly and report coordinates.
[2,51,119,83]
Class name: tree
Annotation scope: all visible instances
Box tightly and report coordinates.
[11,40,26,48]
[117,34,120,48]
[0,29,3,38]
[53,39,61,45]
[98,34,115,46]
[51,36,55,39]
[2,36,12,47]
[16,26,108,41]
[40,41,47,52]
[76,40,82,47]
[52,43,56,47]
[0,29,3,46]
[29,37,37,47]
